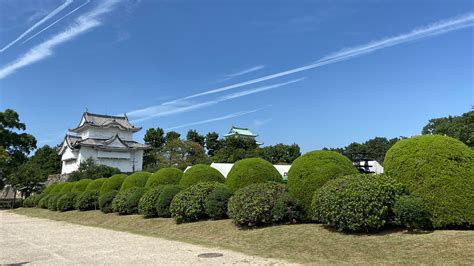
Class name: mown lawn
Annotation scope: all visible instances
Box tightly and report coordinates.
[12,208,474,264]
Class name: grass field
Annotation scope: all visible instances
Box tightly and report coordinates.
[12,208,474,264]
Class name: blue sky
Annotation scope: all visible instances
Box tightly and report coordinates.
[1,0,473,152]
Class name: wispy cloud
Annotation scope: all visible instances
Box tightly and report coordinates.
[0,0,119,79]
[0,0,73,53]
[165,107,266,130]
[217,65,266,82]
[176,13,473,101]
[129,78,304,123]
[22,0,92,45]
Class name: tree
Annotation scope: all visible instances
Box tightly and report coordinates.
[0,109,36,189]
[165,131,181,143]
[205,132,221,156]
[161,139,209,169]
[422,109,473,148]
[68,158,120,181]
[213,138,258,163]
[143,127,166,170]
[325,137,403,165]
[29,145,61,176]
[186,129,205,147]
[257,143,301,164]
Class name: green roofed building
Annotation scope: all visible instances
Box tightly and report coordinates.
[224,126,263,145]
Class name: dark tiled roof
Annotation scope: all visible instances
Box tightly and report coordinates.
[69,112,141,132]
[61,134,148,152]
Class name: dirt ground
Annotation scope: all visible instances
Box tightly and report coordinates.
[0,211,288,265]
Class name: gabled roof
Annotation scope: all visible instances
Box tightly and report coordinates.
[224,126,258,138]
[59,134,149,154]
[69,112,141,133]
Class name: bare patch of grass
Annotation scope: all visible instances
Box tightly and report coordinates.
[12,208,474,264]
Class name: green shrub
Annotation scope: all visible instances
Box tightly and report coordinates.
[312,174,404,232]
[99,190,118,213]
[112,187,148,215]
[204,186,233,219]
[394,195,432,230]
[288,150,357,213]
[13,199,23,208]
[37,194,51,209]
[57,192,79,212]
[226,158,282,191]
[228,182,301,227]
[146,168,183,188]
[42,183,57,194]
[170,182,227,223]
[85,178,107,191]
[23,194,43,207]
[75,191,100,211]
[50,183,67,194]
[156,185,182,217]
[138,187,163,218]
[272,192,304,224]
[60,182,76,193]
[120,171,151,192]
[100,174,127,194]
[71,179,93,193]
[384,135,474,228]
[47,193,64,211]
[179,164,225,188]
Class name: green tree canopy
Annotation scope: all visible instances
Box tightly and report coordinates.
[422,109,473,148]
[257,143,301,164]
[186,129,205,147]
[68,158,120,181]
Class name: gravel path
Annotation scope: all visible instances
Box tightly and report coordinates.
[0,211,288,265]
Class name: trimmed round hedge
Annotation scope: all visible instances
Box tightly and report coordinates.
[393,195,432,230]
[100,174,127,194]
[60,182,76,193]
[112,187,148,215]
[204,186,233,220]
[138,187,163,218]
[226,158,282,191]
[156,185,182,217]
[170,182,228,223]
[38,194,51,209]
[384,135,474,228]
[120,172,151,192]
[85,178,107,192]
[76,191,100,211]
[287,150,357,213]
[312,174,404,232]
[71,179,93,193]
[179,164,225,188]
[50,183,67,194]
[57,192,79,212]
[23,194,43,207]
[42,183,57,194]
[99,190,118,213]
[47,193,64,211]
[145,168,183,188]
[228,182,302,227]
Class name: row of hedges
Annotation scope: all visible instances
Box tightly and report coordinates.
[24,135,473,232]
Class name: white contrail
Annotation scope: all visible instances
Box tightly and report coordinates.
[165,107,266,130]
[176,13,474,101]
[128,78,304,122]
[0,0,74,52]
[218,65,266,82]
[0,0,119,79]
[22,0,91,45]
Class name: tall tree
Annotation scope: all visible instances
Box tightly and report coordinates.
[165,131,181,143]
[186,129,205,147]
[205,132,221,156]
[143,127,166,170]
[0,109,36,189]
[257,143,301,164]
[213,138,258,163]
[422,109,473,147]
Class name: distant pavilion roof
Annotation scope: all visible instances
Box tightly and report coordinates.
[59,134,148,154]
[224,126,258,138]
[69,112,141,133]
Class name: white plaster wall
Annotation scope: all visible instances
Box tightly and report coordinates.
[79,128,133,140]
